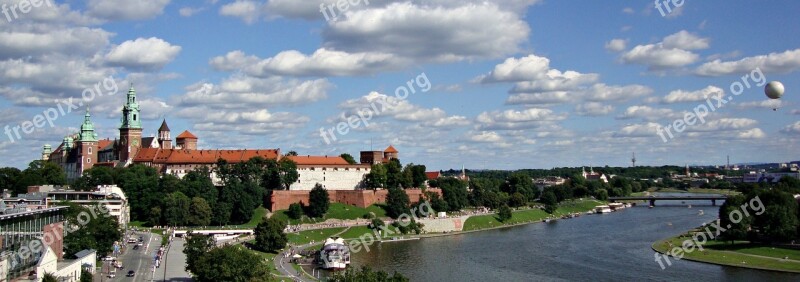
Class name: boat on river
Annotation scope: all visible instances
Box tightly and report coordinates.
[594,205,612,214]
[319,237,350,270]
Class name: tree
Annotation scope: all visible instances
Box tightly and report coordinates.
[497,204,512,222]
[184,234,215,275]
[426,192,448,213]
[80,269,93,282]
[439,178,469,211]
[62,203,122,258]
[329,266,409,282]
[286,150,299,156]
[41,273,58,282]
[501,173,539,202]
[509,192,526,208]
[365,164,387,189]
[0,167,21,195]
[340,153,357,165]
[541,191,558,214]
[72,166,116,191]
[392,218,423,235]
[164,192,191,226]
[410,164,427,188]
[595,189,609,201]
[385,159,404,189]
[718,195,750,243]
[188,197,213,226]
[278,158,299,190]
[369,218,385,231]
[307,184,330,218]
[14,161,66,195]
[191,245,271,282]
[287,202,304,220]
[385,187,410,219]
[254,217,288,253]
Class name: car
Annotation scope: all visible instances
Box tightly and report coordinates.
[137,242,143,247]
[102,256,114,261]
[127,270,135,277]
[133,245,139,250]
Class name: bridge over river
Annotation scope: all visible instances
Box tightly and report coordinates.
[609,195,728,206]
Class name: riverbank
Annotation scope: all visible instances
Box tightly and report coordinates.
[652,227,800,273]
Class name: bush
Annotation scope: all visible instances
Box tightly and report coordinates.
[497,205,512,222]
[287,202,304,220]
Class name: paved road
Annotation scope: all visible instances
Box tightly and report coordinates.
[159,237,193,282]
[96,231,161,282]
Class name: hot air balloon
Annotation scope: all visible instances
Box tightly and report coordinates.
[764,81,785,111]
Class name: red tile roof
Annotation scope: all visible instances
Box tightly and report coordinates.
[133,148,280,164]
[176,130,197,139]
[287,155,350,165]
[425,171,441,180]
[384,145,398,153]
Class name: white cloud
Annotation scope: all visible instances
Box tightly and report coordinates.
[620,30,709,70]
[613,122,661,137]
[582,84,653,102]
[219,0,261,24]
[177,76,331,108]
[0,27,111,59]
[782,121,800,135]
[735,99,786,110]
[211,49,404,77]
[506,92,570,105]
[659,85,724,104]
[575,102,614,116]
[695,49,800,76]
[105,37,182,71]
[616,105,678,121]
[605,39,628,52]
[179,7,205,17]
[476,108,566,130]
[87,0,171,21]
[324,2,529,62]
[622,7,635,14]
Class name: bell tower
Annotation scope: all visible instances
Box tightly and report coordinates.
[157,119,172,149]
[119,84,142,163]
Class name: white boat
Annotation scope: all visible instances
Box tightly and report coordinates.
[594,205,612,214]
[319,237,350,270]
[608,203,625,211]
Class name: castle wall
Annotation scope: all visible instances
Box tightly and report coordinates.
[270,188,442,211]
[289,165,371,190]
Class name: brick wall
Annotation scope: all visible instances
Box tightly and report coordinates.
[270,189,442,211]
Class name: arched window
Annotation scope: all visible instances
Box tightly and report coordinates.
[133,114,137,121]
[88,147,92,154]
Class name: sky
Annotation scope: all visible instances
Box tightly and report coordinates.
[0,0,799,170]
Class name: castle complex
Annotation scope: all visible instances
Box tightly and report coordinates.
[42,86,402,191]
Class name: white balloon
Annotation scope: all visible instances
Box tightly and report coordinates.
[765,81,785,99]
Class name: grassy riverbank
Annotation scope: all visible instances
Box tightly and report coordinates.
[653,228,800,273]
[463,198,603,231]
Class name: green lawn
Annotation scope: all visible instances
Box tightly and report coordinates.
[286,227,346,245]
[338,226,374,240]
[272,203,387,225]
[463,199,600,231]
[653,233,800,273]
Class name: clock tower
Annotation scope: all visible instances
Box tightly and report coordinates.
[119,84,142,163]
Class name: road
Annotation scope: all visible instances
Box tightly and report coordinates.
[158,237,193,281]
[96,231,162,282]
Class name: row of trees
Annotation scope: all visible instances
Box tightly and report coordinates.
[76,156,300,227]
[0,160,66,196]
[184,234,271,282]
[364,159,427,189]
[719,177,800,243]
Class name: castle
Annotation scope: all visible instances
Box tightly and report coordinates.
[42,85,401,191]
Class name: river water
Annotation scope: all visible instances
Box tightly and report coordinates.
[348,193,800,281]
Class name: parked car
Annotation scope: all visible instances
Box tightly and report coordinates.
[133,245,139,250]
[102,256,114,261]
[127,270,135,277]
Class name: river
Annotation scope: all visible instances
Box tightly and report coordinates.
[347,193,800,281]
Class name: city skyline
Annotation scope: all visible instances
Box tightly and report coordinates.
[0,0,799,170]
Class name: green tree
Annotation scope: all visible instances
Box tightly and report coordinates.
[340,153,357,165]
[307,184,330,218]
[287,202,304,220]
[385,159,404,189]
[595,188,609,201]
[410,164,427,188]
[164,192,191,226]
[501,173,539,202]
[718,195,750,243]
[117,164,160,222]
[385,187,410,219]
[329,266,409,282]
[369,218,385,231]
[191,245,271,282]
[184,233,215,275]
[254,217,288,253]
[439,178,469,211]
[0,167,21,195]
[286,151,299,156]
[541,191,558,214]
[365,164,387,189]
[509,192,526,208]
[188,197,213,226]
[426,191,448,213]
[62,203,122,258]
[497,204,512,222]
[14,160,66,195]
[278,158,299,190]
[41,273,58,282]
[80,269,93,282]
[72,166,116,191]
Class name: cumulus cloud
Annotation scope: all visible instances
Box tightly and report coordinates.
[219,0,261,24]
[782,121,800,135]
[210,49,405,77]
[605,39,628,52]
[87,0,171,21]
[616,105,678,121]
[575,102,614,116]
[334,92,468,128]
[176,76,331,109]
[105,38,182,71]
[620,30,709,70]
[695,49,800,76]
[656,85,725,104]
[476,108,566,130]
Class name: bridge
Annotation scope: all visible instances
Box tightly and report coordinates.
[609,195,728,206]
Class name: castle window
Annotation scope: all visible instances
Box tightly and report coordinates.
[88,147,92,154]
[133,114,137,121]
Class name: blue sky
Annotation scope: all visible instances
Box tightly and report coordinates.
[1,0,799,170]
